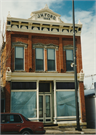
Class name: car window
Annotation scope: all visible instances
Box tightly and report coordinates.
[1,114,6,123]
[1,114,22,123]
[1,114,10,123]
[14,115,22,123]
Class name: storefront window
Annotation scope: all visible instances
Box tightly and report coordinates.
[11,91,37,118]
[56,91,76,117]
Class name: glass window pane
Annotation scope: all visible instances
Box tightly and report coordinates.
[11,92,37,118]
[66,50,73,60]
[36,48,43,59]
[56,82,75,89]
[48,49,55,60]
[36,59,43,70]
[16,47,24,58]
[15,58,23,70]
[12,82,36,90]
[39,83,50,92]
[66,60,74,71]
[56,91,76,117]
[39,96,43,118]
[48,60,55,70]
[46,95,50,117]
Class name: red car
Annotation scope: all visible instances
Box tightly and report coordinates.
[1,113,45,134]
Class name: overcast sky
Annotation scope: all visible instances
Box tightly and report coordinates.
[0,0,96,89]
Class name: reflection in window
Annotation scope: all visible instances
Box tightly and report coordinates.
[36,48,44,70]
[47,49,55,71]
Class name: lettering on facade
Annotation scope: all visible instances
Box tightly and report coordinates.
[38,13,56,20]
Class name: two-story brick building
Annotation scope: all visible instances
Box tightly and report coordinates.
[1,4,86,124]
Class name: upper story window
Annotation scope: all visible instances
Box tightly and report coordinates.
[47,48,55,71]
[15,47,24,70]
[36,48,44,71]
[66,49,73,71]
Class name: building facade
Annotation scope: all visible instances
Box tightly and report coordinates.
[1,5,86,124]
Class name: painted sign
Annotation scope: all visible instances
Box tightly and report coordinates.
[38,13,56,20]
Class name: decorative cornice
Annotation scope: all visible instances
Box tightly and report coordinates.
[63,44,77,51]
[12,42,28,48]
[33,43,59,50]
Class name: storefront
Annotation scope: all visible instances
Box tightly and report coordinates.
[9,72,82,123]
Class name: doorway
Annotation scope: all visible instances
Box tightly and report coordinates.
[39,82,53,123]
[39,94,52,123]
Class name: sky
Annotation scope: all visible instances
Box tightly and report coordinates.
[0,0,96,89]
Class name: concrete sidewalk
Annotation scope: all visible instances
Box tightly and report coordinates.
[44,126,96,134]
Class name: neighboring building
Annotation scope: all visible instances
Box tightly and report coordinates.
[1,5,86,124]
[84,88,96,128]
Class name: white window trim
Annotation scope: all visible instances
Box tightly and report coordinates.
[12,42,28,71]
[47,48,56,71]
[33,43,58,72]
[14,46,24,71]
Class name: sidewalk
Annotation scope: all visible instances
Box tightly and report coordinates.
[44,126,96,134]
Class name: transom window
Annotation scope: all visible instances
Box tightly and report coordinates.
[15,47,24,70]
[47,49,55,71]
[36,48,44,71]
[66,50,73,71]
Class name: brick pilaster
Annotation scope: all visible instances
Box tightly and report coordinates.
[45,49,47,71]
[59,37,64,72]
[5,81,11,112]
[6,32,11,68]
[28,35,32,71]
[79,82,86,122]
[77,37,82,73]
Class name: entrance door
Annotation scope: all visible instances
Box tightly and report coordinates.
[39,94,52,123]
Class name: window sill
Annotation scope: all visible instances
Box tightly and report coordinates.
[14,70,26,72]
[66,71,74,73]
[35,71,58,73]
[46,71,58,73]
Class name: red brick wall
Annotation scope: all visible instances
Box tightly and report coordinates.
[76,36,83,73]
[6,32,11,68]
[10,32,83,73]
[79,82,86,122]
[5,81,11,112]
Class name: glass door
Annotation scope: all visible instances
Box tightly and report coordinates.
[39,94,52,123]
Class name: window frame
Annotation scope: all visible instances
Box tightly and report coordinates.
[55,81,80,119]
[47,48,56,71]
[15,46,24,71]
[35,48,44,71]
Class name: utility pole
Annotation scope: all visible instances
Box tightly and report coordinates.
[72,0,82,131]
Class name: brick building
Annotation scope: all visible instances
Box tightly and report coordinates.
[1,5,86,124]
